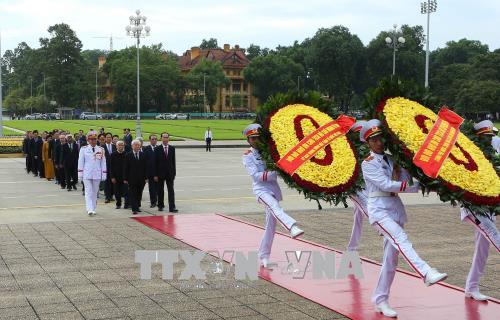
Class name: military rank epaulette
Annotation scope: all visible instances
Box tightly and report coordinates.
[364,155,374,162]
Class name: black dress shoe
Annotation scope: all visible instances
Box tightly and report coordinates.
[158,207,164,212]
[169,209,179,213]
[115,205,121,209]
[67,188,72,192]
[132,211,138,215]
[105,199,110,203]
[73,185,77,190]
[124,205,129,209]
[150,204,156,208]
[137,209,142,212]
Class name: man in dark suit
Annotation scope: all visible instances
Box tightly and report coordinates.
[142,134,158,208]
[103,132,116,203]
[154,132,178,213]
[123,128,133,153]
[49,131,60,184]
[124,140,147,215]
[30,130,44,177]
[22,131,32,174]
[61,134,79,191]
[54,135,67,189]
[110,141,129,209]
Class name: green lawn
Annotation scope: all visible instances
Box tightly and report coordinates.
[1,127,23,136]
[2,119,252,140]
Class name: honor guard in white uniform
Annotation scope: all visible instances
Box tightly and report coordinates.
[78,131,107,215]
[242,124,304,268]
[459,120,500,301]
[346,120,369,252]
[360,119,448,318]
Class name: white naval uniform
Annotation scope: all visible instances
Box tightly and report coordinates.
[460,142,500,294]
[242,147,296,260]
[362,152,431,305]
[78,145,107,213]
[347,189,369,251]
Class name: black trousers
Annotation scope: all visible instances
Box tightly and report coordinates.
[25,155,32,173]
[148,177,158,205]
[32,156,39,175]
[64,166,78,189]
[158,178,175,211]
[104,176,114,200]
[128,182,145,212]
[113,181,129,207]
[205,138,212,152]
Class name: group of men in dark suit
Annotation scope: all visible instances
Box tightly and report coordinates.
[22,128,178,215]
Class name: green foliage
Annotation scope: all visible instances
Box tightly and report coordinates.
[199,38,219,49]
[187,59,230,112]
[243,54,304,103]
[306,26,365,112]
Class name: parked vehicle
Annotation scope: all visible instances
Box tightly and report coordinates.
[100,113,118,120]
[80,112,98,120]
[174,113,188,120]
[155,113,176,120]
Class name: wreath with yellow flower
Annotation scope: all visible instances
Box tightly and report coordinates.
[364,78,499,214]
[256,91,365,207]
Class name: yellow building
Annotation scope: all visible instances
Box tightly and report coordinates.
[178,44,258,113]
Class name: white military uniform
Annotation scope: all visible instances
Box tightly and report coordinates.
[242,147,296,260]
[346,120,370,252]
[460,123,500,295]
[362,151,432,305]
[78,144,107,213]
[347,189,369,251]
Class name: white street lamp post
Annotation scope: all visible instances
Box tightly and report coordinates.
[385,24,406,76]
[126,9,150,138]
[95,69,98,114]
[421,0,437,88]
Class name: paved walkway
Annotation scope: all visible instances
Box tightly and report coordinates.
[0,150,498,319]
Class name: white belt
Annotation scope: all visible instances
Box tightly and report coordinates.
[369,191,396,197]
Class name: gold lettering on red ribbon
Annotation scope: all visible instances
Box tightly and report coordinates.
[277,115,355,175]
[413,108,463,178]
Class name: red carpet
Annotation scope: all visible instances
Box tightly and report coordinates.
[132,214,499,320]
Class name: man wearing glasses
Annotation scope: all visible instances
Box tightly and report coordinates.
[78,131,107,216]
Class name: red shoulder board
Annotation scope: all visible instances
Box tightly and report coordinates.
[364,156,374,162]
[244,150,252,155]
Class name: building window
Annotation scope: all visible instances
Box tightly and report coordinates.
[225,96,230,107]
[243,82,248,92]
[232,81,241,93]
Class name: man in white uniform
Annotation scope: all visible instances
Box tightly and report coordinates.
[360,119,447,318]
[242,124,304,268]
[459,120,500,301]
[78,131,107,215]
[346,120,369,252]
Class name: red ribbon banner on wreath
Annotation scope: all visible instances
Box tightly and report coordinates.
[277,115,355,175]
[413,107,464,178]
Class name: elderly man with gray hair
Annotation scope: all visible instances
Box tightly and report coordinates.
[123,139,147,214]
[110,141,129,209]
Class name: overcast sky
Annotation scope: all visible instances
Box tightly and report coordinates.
[0,0,499,55]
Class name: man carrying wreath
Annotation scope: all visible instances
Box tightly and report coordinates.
[360,119,447,318]
[242,123,304,269]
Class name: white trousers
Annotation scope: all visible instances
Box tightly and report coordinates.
[257,193,296,260]
[372,217,431,305]
[347,195,369,251]
[83,179,101,212]
[464,214,498,293]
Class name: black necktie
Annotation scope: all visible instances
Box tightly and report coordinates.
[92,147,95,153]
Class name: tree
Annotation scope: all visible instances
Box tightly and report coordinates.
[245,44,269,60]
[3,89,25,114]
[104,45,183,112]
[39,23,87,109]
[431,39,489,69]
[455,80,500,115]
[200,38,219,49]
[243,54,304,103]
[187,59,229,113]
[306,26,365,112]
